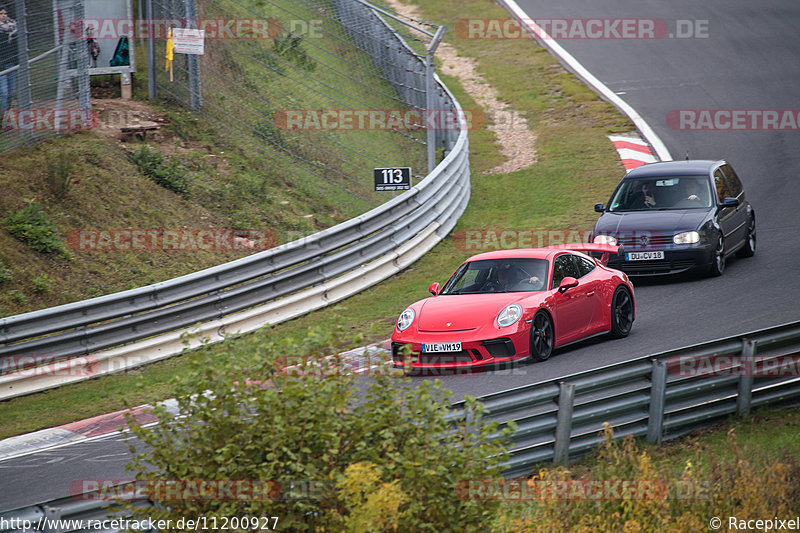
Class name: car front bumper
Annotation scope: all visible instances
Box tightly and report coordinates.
[391,328,531,371]
[606,243,716,275]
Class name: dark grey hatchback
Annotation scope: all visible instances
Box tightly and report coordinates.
[591,160,756,276]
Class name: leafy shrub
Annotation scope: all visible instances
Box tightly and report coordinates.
[273,33,316,72]
[0,261,11,283]
[3,199,71,258]
[45,151,77,200]
[495,424,800,532]
[10,291,26,305]
[130,146,191,195]
[32,274,54,294]
[125,327,512,532]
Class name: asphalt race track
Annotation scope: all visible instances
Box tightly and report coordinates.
[2,0,800,512]
[430,0,800,401]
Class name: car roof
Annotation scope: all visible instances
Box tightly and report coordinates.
[465,248,560,262]
[624,159,723,179]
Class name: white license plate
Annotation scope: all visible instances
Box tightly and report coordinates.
[626,251,664,261]
[422,342,462,353]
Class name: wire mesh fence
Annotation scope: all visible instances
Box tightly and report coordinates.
[146,0,440,216]
[0,0,92,152]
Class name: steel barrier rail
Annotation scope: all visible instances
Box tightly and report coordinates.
[448,319,800,478]
[3,321,800,528]
[0,1,470,399]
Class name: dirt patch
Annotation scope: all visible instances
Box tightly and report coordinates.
[92,98,171,143]
[384,0,537,174]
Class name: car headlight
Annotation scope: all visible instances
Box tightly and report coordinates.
[673,231,700,244]
[396,308,415,331]
[496,304,523,328]
[593,234,617,246]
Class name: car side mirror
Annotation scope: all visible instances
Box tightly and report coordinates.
[720,197,739,208]
[428,282,441,296]
[558,277,579,293]
[594,203,605,213]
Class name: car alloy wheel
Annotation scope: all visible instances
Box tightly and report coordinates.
[708,233,725,277]
[609,287,633,338]
[736,216,756,258]
[530,310,554,362]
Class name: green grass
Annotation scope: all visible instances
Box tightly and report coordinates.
[0,0,633,437]
[0,0,429,318]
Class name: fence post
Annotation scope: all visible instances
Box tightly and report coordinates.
[737,338,756,417]
[425,26,446,173]
[146,0,156,99]
[13,0,32,142]
[647,359,668,444]
[185,0,201,110]
[553,381,575,466]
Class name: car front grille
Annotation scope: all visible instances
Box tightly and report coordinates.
[416,350,477,364]
[482,338,516,358]
[616,234,673,248]
[617,260,697,274]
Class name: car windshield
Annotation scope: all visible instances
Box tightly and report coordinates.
[440,258,549,294]
[608,176,713,211]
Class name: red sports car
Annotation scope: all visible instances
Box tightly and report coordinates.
[391,244,634,371]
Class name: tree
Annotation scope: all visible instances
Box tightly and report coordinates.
[124,326,512,531]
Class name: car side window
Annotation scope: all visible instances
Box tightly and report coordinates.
[721,164,743,197]
[713,169,731,202]
[574,254,596,277]
[551,255,580,289]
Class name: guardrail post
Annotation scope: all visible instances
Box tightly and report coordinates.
[553,381,574,466]
[737,338,756,417]
[647,359,668,444]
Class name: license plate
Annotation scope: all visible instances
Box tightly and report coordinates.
[422,342,462,353]
[626,251,664,261]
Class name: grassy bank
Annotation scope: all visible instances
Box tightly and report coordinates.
[0,0,632,436]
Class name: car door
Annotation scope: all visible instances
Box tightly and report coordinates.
[720,164,749,246]
[712,168,739,253]
[573,253,605,335]
[550,254,594,345]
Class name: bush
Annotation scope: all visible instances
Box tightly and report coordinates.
[124,327,512,532]
[32,274,54,294]
[130,146,191,195]
[3,199,71,258]
[0,261,11,283]
[494,424,800,532]
[45,151,77,200]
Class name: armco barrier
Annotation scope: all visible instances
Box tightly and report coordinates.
[447,320,800,478]
[2,321,799,528]
[0,2,469,400]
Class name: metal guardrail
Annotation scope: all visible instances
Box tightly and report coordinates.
[2,321,799,529]
[448,320,800,478]
[0,1,470,399]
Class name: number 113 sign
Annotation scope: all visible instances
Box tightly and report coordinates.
[374,167,411,191]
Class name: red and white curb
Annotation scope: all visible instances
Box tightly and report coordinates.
[0,342,392,462]
[609,134,658,171]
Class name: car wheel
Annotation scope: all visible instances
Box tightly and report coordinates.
[736,215,756,258]
[609,286,634,338]
[707,233,725,277]
[529,310,554,362]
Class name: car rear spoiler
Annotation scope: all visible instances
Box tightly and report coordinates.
[546,243,625,266]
